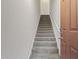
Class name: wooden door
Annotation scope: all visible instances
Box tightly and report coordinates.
[70,0,78,59]
[61,0,78,59]
[61,0,71,59]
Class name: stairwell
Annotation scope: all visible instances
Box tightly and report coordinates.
[30,15,59,59]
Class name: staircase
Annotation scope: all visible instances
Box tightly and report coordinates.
[30,15,59,59]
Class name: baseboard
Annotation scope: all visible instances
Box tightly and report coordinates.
[29,16,40,59]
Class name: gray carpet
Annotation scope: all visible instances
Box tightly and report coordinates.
[30,15,59,59]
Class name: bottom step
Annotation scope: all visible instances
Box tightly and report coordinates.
[30,54,59,59]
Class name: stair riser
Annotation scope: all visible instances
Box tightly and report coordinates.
[35,38,56,41]
[39,25,51,26]
[39,26,51,27]
[36,33,54,36]
[37,31,53,33]
[39,27,52,28]
[37,30,53,32]
[38,30,53,32]
[39,27,51,28]
[36,34,54,37]
[30,57,58,59]
[30,56,59,59]
[32,47,58,53]
[36,35,54,37]
[33,43,57,47]
[32,49,58,54]
[38,28,52,30]
[30,54,59,59]
[39,24,51,25]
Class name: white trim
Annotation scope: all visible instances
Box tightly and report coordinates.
[50,15,60,55]
[53,19,60,33]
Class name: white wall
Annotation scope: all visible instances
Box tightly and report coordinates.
[40,0,50,15]
[1,0,40,59]
[50,0,60,55]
